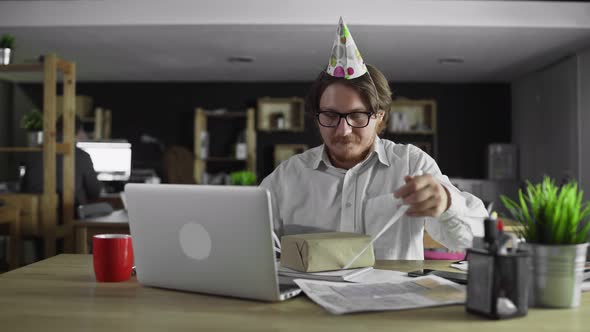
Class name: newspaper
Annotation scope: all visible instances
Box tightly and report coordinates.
[294,275,466,315]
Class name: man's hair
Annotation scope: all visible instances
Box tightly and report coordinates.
[304,64,393,133]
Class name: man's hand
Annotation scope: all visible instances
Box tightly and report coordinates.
[393,173,451,218]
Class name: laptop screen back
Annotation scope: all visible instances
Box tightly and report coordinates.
[125,184,280,301]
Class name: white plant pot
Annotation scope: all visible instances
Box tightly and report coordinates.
[0,48,11,65]
[525,242,588,308]
[26,131,43,147]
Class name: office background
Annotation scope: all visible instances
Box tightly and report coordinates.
[1,0,590,195]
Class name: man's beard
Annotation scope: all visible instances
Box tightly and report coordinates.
[327,134,373,165]
[330,134,361,146]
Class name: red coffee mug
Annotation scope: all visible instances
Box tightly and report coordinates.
[93,234,134,282]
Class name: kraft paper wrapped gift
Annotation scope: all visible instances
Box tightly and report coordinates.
[280,232,375,272]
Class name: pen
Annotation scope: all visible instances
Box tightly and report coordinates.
[484,217,498,254]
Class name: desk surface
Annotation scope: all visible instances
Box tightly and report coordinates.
[0,255,588,331]
[76,209,128,227]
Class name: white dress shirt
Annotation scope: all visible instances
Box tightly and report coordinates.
[260,137,487,260]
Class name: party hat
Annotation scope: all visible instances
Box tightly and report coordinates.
[326,17,367,79]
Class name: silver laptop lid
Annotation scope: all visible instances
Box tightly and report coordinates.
[125,184,281,301]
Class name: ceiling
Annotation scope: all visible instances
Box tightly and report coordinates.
[1,0,590,83]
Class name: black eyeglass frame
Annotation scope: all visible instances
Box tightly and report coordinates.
[315,111,376,128]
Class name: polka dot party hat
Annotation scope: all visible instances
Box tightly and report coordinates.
[326,17,367,79]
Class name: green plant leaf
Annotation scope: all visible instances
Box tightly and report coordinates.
[20,111,44,131]
[0,33,15,48]
[230,170,257,186]
[501,176,590,244]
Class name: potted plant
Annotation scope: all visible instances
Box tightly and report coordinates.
[501,176,590,308]
[21,110,44,146]
[0,33,15,65]
[230,170,257,186]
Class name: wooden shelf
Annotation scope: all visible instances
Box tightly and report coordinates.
[194,107,257,184]
[0,54,77,261]
[388,130,435,135]
[257,97,305,132]
[203,157,248,162]
[388,99,437,134]
[0,58,71,74]
[0,143,73,155]
[387,98,438,159]
[204,112,248,118]
[258,128,304,133]
[0,64,43,72]
[0,147,42,152]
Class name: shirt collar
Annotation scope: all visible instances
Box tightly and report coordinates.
[311,145,329,169]
[311,136,390,170]
[373,137,390,167]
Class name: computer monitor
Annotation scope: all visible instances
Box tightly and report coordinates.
[76,141,132,181]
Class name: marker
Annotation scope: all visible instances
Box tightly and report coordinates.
[484,217,498,253]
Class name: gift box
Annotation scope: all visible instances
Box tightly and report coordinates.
[280,232,375,272]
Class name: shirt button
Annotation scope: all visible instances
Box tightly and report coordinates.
[345,202,352,208]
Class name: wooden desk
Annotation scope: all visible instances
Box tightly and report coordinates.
[0,254,588,331]
[74,210,129,254]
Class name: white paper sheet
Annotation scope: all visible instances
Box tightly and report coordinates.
[451,261,468,271]
[347,269,413,284]
[294,275,466,315]
[278,264,373,282]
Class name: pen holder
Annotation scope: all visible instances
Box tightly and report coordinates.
[465,248,531,319]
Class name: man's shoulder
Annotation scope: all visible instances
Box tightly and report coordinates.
[75,147,93,163]
[380,138,424,161]
[279,145,322,169]
[260,145,321,190]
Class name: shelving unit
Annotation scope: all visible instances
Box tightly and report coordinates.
[194,108,256,184]
[384,98,438,158]
[81,107,111,140]
[57,95,111,140]
[0,53,77,259]
[257,97,304,132]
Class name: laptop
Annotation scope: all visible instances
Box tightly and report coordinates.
[124,183,301,302]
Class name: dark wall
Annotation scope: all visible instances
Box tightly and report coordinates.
[1,81,40,181]
[17,81,511,180]
[391,83,512,178]
[0,80,14,179]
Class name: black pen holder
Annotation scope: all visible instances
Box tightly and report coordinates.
[465,248,531,319]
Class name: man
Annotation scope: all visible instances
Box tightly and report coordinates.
[22,115,102,208]
[260,18,487,259]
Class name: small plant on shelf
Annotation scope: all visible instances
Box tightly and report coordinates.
[0,33,15,49]
[20,110,44,132]
[230,170,257,186]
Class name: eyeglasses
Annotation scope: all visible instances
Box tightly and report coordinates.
[316,111,374,128]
